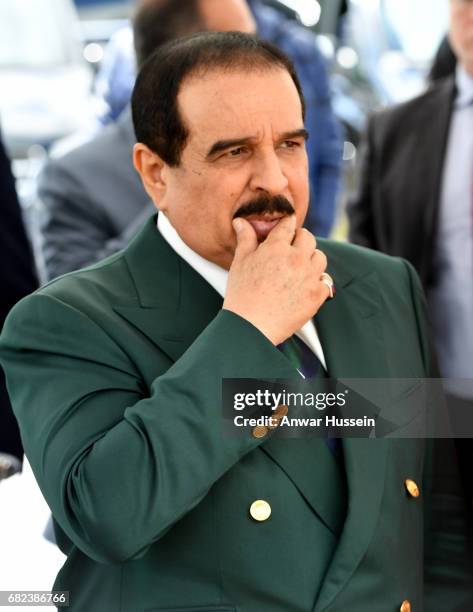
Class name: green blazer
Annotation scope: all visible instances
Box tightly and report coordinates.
[0,216,432,611]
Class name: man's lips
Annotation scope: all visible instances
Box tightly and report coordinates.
[243,215,285,240]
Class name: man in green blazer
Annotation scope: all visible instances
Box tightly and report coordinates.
[0,32,448,611]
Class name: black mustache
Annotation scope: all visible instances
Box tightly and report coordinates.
[233,195,295,219]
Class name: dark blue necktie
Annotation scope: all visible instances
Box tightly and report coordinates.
[278,334,322,379]
[278,335,340,456]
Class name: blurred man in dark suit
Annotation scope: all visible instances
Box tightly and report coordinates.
[348,1,473,607]
[0,128,37,475]
[429,35,457,82]
[348,0,473,433]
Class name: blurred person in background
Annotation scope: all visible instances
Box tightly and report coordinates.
[248,0,342,238]
[39,0,225,281]
[348,0,473,607]
[0,128,37,477]
[429,35,457,81]
[92,0,342,238]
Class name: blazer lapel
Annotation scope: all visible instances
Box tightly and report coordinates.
[314,438,388,612]
[312,243,390,611]
[262,246,393,551]
[113,216,223,362]
[417,78,455,281]
[261,437,347,536]
[316,260,387,378]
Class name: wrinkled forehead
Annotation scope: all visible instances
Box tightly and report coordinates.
[177,67,305,144]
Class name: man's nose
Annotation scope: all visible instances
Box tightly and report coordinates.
[248,149,289,195]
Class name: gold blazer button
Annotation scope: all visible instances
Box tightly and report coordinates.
[273,404,288,418]
[252,425,268,439]
[400,599,411,612]
[250,499,272,522]
[404,479,420,498]
[268,405,289,430]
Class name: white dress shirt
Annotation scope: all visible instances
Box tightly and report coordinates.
[428,64,473,398]
[157,212,327,370]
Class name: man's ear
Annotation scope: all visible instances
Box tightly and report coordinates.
[133,143,167,206]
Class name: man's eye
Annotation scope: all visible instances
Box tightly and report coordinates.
[281,140,300,149]
[226,147,246,157]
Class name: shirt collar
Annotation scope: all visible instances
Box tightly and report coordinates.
[455,64,473,108]
[157,211,228,297]
[157,212,327,369]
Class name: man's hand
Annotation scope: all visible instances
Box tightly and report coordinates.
[223,215,331,345]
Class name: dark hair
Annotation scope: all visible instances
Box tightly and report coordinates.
[133,0,205,67]
[131,31,306,167]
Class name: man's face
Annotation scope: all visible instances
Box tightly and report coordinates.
[198,0,256,34]
[154,68,309,269]
[450,0,473,74]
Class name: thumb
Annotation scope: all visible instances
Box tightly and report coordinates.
[232,218,258,260]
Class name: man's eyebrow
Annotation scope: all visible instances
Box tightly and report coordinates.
[205,129,309,159]
[206,137,256,159]
[278,128,309,142]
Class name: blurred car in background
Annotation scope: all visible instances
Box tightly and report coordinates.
[334,0,448,112]
[71,0,448,149]
[262,0,448,235]
[0,0,99,161]
[73,0,132,18]
[73,0,131,61]
[0,0,102,272]
[266,0,448,143]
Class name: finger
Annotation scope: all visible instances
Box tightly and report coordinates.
[264,214,297,244]
[320,277,334,300]
[311,248,328,274]
[292,228,316,253]
[232,217,258,260]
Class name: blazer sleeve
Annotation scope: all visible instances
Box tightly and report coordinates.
[0,294,294,563]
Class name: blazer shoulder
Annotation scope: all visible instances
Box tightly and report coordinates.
[320,241,424,333]
[319,238,407,277]
[369,76,455,135]
[31,249,135,313]
[46,120,131,176]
